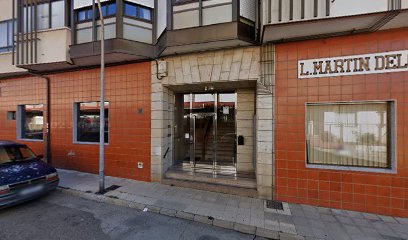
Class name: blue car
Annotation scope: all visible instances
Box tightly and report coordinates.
[0,141,59,209]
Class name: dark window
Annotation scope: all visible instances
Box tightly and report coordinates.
[124,2,152,22]
[76,102,109,143]
[18,104,44,140]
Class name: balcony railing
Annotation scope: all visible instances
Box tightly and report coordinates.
[12,0,72,70]
[170,0,257,30]
[261,0,407,43]
[263,0,403,25]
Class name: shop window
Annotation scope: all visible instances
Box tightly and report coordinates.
[75,102,109,143]
[306,101,395,170]
[17,104,44,140]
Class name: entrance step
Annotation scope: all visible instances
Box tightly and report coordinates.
[162,178,259,198]
[164,166,258,198]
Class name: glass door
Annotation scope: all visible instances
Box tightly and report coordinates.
[216,93,237,168]
[176,92,237,172]
[192,113,216,167]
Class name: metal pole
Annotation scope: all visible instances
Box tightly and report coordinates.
[96,0,105,194]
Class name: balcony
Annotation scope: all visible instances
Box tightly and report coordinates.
[0,52,27,78]
[69,0,155,66]
[13,0,74,72]
[15,28,73,72]
[262,0,408,43]
[159,0,258,56]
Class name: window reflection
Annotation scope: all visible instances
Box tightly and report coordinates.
[306,103,390,168]
[192,94,215,113]
[76,102,109,143]
[20,104,44,140]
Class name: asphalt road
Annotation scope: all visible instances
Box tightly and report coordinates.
[0,191,264,240]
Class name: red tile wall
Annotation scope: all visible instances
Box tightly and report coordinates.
[275,28,408,217]
[0,62,151,181]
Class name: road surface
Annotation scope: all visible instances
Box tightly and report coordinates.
[0,190,265,240]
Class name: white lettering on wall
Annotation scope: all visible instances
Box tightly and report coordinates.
[298,50,408,79]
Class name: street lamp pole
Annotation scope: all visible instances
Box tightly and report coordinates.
[96,0,105,194]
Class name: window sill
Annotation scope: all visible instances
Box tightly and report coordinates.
[74,141,109,145]
[17,138,44,142]
[306,163,397,174]
[0,50,14,55]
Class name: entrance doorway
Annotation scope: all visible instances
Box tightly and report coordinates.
[174,92,237,173]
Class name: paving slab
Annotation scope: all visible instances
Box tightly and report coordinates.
[58,169,408,240]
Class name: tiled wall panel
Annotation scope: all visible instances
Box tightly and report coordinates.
[274,28,408,217]
[0,62,151,181]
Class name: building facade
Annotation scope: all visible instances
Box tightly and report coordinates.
[0,0,407,217]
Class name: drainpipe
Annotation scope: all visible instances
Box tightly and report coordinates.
[28,72,51,165]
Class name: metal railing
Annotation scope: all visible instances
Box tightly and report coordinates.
[263,0,402,25]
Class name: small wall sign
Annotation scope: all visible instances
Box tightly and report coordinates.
[298,50,408,79]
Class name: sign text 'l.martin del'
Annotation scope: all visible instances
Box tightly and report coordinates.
[298,50,408,79]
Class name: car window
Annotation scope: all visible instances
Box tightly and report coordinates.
[0,146,37,165]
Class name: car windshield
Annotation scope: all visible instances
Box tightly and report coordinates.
[0,146,37,165]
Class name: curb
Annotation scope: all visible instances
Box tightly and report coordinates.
[57,187,304,240]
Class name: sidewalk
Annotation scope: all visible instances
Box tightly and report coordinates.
[58,169,408,240]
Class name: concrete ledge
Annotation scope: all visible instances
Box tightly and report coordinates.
[256,227,280,240]
[160,208,177,217]
[145,204,161,214]
[234,223,256,235]
[175,211,195,221]
[194,215,214,225]
[58,187,300,240]
[213,219,235,230]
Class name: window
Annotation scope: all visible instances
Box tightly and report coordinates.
[98,2,117,18]
[37,3,50,30]
[139,6,152,21]
[306,102,395,169]
[124,3,137,16]
[51,0,65,28]
[124,2,153,21]
[77,2,116,22]
[18,104,44,140]
[0,20,15,53]
[20,1,65,31]
[75,102,109,143]
[77,7,93,22]
[107,3,117,16]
